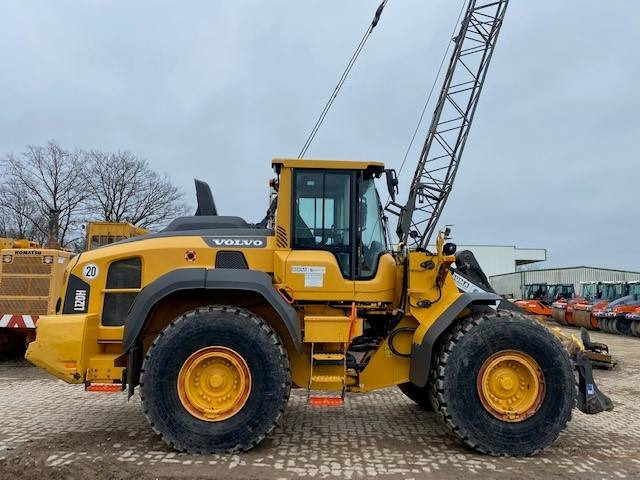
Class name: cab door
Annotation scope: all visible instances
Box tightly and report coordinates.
[283,169,355,301]
[353,172,396,303]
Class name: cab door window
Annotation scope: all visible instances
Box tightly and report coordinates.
[356,177,387,279]
[293,170,352,277]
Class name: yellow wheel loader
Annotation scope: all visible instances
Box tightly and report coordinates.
[26,0,612,457]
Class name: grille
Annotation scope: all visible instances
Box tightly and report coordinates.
[215,251,248,269]
[276,226,288,248]
[0,299,48,315]
[0,276,51,297]
[2,257,52,275]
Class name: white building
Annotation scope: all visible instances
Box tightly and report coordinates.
[445,244,547,277]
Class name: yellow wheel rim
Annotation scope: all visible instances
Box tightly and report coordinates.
[477,350,545,422]
[177,346,251,422]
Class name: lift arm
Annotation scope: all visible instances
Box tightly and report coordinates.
[393,0,509,249]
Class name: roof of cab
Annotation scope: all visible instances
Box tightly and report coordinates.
[272,158,385,170]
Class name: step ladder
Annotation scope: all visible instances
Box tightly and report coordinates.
[308,344,347,406]
[304,305,362,407]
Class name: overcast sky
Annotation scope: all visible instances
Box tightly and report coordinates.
[1,1,638,270]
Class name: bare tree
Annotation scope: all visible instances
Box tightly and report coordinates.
[0,182,48,244]
[1,141,86,247]
[83,150,187,228]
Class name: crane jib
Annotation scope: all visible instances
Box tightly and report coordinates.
[394,0,509,248]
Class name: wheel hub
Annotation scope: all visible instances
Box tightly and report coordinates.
[477,350,545,422]
[177,346,251,422]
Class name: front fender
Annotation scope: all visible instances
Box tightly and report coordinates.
[409,292,500,387]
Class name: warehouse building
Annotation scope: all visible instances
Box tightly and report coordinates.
[490,267,640,299]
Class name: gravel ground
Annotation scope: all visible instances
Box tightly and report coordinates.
[1,326,639,480]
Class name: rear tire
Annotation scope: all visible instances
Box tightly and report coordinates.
[604,318,614,333]
[140,305,291,453]
[398,382,434,410]
[614,317,630,335]
[429,310,575,456]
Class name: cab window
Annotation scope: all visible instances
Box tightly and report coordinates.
[293,170,352,277]
[357,177,387,279]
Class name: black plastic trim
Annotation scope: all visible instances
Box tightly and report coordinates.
[121,268,301,354]
[409,292,501,387]
[62,274,90,314]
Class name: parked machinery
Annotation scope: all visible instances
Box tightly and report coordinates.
[552,281,601,326]
[595,281,640,335]
[516,283,574,319]
[25,0,614,457]
[626,309,640,337]
[0,243,70,357]
[85,222,149,250]
[0,222,148,357]
[572,281,628,330]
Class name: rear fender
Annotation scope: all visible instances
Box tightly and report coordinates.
[122,268,301,354]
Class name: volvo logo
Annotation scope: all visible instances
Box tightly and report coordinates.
[203,237,267,249]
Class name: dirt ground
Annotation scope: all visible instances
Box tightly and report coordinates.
[1,325,640,480]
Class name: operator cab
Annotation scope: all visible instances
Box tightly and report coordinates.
[272,159,397,302]
[273,159,390,280]
[524,283,548,301]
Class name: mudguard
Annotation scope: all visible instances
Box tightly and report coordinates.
[409,292,500,387]
[121,268,301,354]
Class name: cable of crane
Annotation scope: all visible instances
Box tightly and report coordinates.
[298,0,389,159]
[395,0,469,179]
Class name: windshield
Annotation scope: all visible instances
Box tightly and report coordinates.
[582,283,597,300]
[603,283,626,301]
[357,178,387,279]
[629,283,640,297]
[553,285,574,299]
[524,284,547,300]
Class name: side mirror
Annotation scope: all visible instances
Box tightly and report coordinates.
[384,169,399,202]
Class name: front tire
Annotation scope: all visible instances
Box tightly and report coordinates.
[140,305,291,453]
[430,311,575,456]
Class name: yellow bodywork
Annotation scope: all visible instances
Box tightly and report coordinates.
[26,159,470,394]
[26,313,101,382]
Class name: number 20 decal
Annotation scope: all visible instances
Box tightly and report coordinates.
[82,263,99,280]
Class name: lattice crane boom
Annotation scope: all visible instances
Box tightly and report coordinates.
[394,0,509,249]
